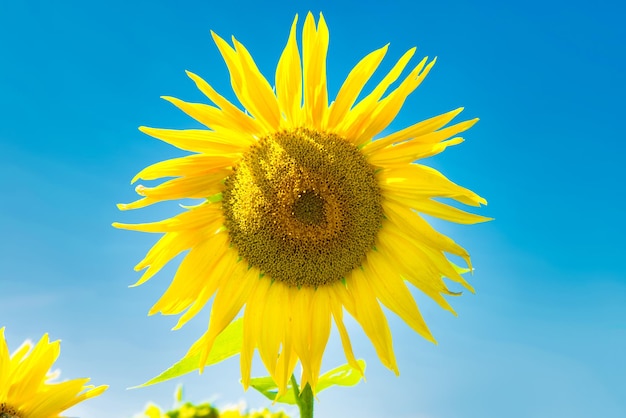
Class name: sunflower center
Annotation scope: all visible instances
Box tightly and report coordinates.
[0,403,21,418]
[222,127,383,288]
[292,190,325,225]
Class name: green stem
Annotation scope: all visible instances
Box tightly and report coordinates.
[291,374,314,418]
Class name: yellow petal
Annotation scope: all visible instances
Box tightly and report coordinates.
[211,32,280,132]
[161,96,237,132]
[172,246,240,329]
[409,198,493,224]
[329,288,363,375]
[185,70,265,137]
[379,162,487,207]
[383,213,475,292]
[353,58,436,146]
[203,264,258,346]
[0,328,9,397]
[139,126,253,153]
[240,277,272,386]
[369,118,478,165]
[113,201,223,234]
[384,200,471,265]
[131,154,236,184]
[343,269,398,374]
[117,169,227,210]
[364,107,465,154]
[275,15,303,128]
[302,12,329,128]
[364,252,436,343]
[257,282,288,381]
[376,228,458,314]
[148,232,230,316]
[232,38,282,130]
[325,44,389,130]
[308,287,332,392]
[291,287,314,385]
[131,229,207,287]
[336,47,416,140]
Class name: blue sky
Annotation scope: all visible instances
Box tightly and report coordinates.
[1,0,624,417]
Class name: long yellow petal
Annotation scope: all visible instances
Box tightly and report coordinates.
[336,47,416,139]
[379,162,487,207]
[376,229,458,314]
[232,38,281,130]
[139,126,252,153]
[369,118,478,165]
[148,233,230,316]
[325,44,389,130]
[308,287,332,392]
[240,276,272,389]
[384,200,471,264]
[113,201,223,234]
[131,154,236,184]
[329,288,363,375]
[131,230,207,287]
[0,328,9,396]
[343,269,398,373]
[161,96,238,132]
[302,12,329,128]
[364,252,436,343]
[274,287,298,397]
[381,224,474,292]
[185,70,265,137]
[211,31,280,132]
[11,336,58,402]
[118,169,227,210]
[402,197,493,224]
[172,246,240,329]
[202,264,259,349]
[258,282,288,382]
[292,287,314,386]
[275,15,303,128]
[364,107,465,154]
[353,58,436,146]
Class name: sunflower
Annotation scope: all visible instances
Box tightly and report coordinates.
[114,12,489,397]
[0,328,107,418]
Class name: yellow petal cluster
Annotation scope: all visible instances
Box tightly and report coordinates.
[0,328,107,418]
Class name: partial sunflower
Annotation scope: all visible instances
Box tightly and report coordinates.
[0,328,107,418]
[114,12,490,397]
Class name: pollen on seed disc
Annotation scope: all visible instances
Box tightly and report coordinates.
[222,128,383,288]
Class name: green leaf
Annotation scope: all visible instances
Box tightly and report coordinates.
[315,359,366,393]
[249,359,366,404]
[249,376,298,405]
[130,317,244,388]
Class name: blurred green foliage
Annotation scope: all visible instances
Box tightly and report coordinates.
[135,385,290,418]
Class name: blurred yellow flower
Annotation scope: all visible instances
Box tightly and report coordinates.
[116,12,489,396]
[0,327,107,418]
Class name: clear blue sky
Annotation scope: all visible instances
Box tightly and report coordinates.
[1,1,624,417]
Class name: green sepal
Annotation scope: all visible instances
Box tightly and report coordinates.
[206,192,223,203]
[130,317,244,388]
[250,359,366,404]
[249,376,298,405]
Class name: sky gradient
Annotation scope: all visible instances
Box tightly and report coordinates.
[1,1,624,417]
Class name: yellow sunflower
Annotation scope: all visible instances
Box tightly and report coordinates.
[0,328,107,418]
[115,12,489,397]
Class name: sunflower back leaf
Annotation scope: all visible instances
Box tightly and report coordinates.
[131,318,244,388]
[250,359,366,404]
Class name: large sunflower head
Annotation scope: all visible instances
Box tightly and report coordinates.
[0,328,107,418]
[115,12,490,397]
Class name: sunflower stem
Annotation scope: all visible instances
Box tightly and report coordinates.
[299,383,314,418]
[291,374,314,418]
